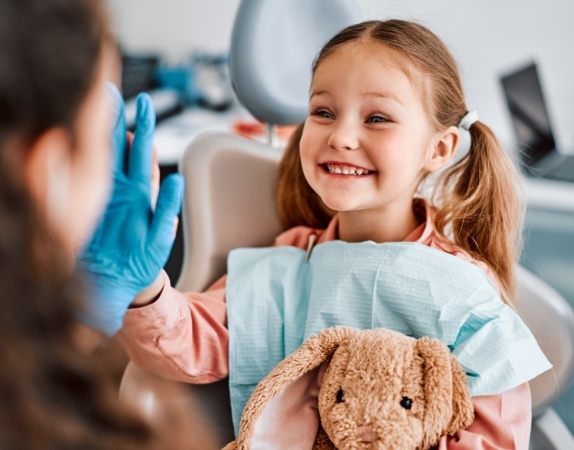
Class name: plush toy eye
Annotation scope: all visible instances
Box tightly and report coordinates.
[336,388,345,403]
[400,396,413,410]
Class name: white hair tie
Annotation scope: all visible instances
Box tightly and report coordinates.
[458,110,479,131]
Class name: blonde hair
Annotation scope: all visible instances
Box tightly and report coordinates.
[275,20,524,304]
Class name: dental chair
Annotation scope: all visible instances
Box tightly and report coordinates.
[517,266,574,450]
[120,1,574,449]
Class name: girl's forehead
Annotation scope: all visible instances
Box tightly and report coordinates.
[312,41,418,91]
[322,39,405,68]
[315,39,430,105]
[314,40,419,88]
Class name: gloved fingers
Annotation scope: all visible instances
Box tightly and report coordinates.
[81,174,138,255]
[149,173,183,259]
[133,132,160,208]
[107,83,128,176]
[129,93,156,192]
[151,146,160,210]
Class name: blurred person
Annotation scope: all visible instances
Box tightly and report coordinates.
[0,0,214,448]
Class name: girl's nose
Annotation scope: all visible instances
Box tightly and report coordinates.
[328,120,360,151]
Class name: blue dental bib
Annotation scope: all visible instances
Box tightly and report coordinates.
[226,241,551,434]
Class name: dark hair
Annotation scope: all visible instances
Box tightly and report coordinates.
[0,1,211,448]
[0,0,110,146]
[275,20,523,303]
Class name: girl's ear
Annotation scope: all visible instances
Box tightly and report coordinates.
[425,125,459,173]
[24,128,73,226]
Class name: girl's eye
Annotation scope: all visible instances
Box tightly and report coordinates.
[314,109,334,120]
[366,115,388,123]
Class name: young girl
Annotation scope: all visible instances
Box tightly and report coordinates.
[0,0,215,448]
[97,20,549,448]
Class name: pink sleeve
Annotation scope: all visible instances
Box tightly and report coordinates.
[118,272,228,384]
[437,383,532,450]
[116,227,316,384]
[273,225,318,248]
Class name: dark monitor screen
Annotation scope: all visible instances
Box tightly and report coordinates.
[500,62,556,166]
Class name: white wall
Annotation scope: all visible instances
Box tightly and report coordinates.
[361,0,574,151]
[106,0,241,59]
[107,0,574,150]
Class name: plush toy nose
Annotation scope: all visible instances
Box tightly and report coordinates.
[356,424,375,443]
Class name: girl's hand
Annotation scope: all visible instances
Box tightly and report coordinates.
[78,85,183,335]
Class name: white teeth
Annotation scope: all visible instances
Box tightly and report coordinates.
[326,164,370,175]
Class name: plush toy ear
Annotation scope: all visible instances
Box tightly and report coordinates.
[415,337,474,449]
[445,352,474,435]
[233,326,354,449]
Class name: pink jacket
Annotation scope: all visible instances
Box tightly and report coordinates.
[119,202,532,449]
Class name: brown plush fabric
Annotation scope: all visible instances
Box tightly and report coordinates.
[225,327,474,450]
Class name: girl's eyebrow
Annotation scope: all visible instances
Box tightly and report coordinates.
[309,90,328,99]
[310,90,403,106]
[363,91,403,106]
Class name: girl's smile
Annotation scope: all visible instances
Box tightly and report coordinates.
[321,161,375,176]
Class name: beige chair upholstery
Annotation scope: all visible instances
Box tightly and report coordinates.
[176,132,283,293]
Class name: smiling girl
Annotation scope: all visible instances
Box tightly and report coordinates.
[110,20,547,448]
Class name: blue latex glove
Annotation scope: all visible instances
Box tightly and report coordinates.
[78,85,183,335]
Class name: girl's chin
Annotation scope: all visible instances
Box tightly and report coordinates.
[318,198,357,213]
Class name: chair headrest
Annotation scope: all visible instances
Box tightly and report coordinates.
[229,0,363,125]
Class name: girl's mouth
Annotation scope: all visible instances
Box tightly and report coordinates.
[321,163,373,176]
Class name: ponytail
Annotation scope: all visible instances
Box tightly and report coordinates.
[432,121,524,304]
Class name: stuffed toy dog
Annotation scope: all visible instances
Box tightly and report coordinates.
[224,326,474,450]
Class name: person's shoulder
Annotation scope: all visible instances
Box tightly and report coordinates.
[273,225,323,250]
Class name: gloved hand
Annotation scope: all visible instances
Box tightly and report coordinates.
[78,85,183,335]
